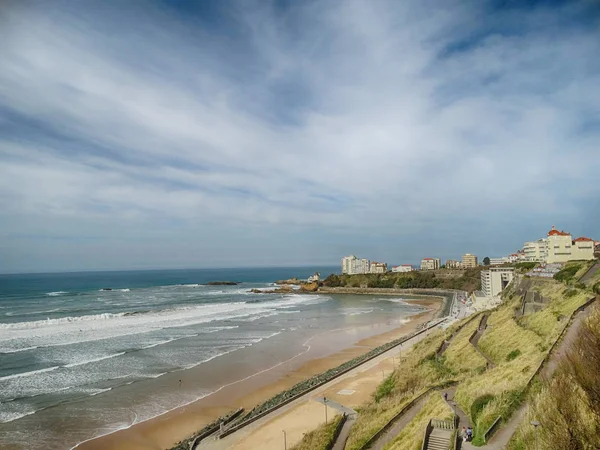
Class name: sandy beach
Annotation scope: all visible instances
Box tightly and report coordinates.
[77,298,442,450]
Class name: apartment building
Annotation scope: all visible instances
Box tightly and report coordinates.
[445,259,461,269]
[522,226,595,264]
[370,261,388,273]
[462,253,478,268]
[481,267,515,297]
[392,264,414,273]
[341,255,370,274]
[421,258,441,271]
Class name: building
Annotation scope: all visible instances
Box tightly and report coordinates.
[341,255,370,275]
[421,258,441,271]
[481,267,515,297]
[307,272,320,283]
[462,254,478,268]
[508,254,519,263]
[392,264,413,273]
[370,261,388,273]
[523,239,548,262]
[445,259,461,269]
[489,257,509,266]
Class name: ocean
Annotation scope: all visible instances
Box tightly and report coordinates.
[0,267,428,449]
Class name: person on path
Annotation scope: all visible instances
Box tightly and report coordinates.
[444,392,448,401]
[462,427,467,442]
[467,426,473,441]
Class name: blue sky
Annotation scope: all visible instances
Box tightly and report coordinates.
[1,0,599,273]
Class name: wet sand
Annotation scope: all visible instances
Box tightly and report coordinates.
[77,298,442,450]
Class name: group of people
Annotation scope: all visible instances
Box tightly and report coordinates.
[461,426,473,442]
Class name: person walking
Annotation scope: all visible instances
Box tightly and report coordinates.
[444,392,448,401]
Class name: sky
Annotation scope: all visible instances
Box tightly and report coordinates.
[1,0,600,273]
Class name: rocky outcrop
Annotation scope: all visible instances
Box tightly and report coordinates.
[250,285,294,294]
[206,281,240,286]
[299,282,319,292]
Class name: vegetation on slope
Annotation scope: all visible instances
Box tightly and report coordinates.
[341,277,591,449]
[553,260,594,285]
[344,330,453,450]
[387,394,453,450]
[508,305,600,450]
[322,267,484,293]
[443,318,487,375]
[290,413,344,450]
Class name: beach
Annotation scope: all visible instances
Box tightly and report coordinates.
[77,297,442,450]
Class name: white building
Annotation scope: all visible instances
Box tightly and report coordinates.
[341,255,370,274]
[521,226,595,264]
[307,272,320,283]
[462,253,478,268]
[481,267,515,297]
[392,264,413,273]
[421,258,441,271]
[489,257,509,266]
[370,261,388,273]
[523,239,547,262]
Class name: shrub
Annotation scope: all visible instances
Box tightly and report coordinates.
[564,288,578,298]
[506,349,522,361]
[553,265,580,283]
[374,375,395,402]
[470,394,495,422]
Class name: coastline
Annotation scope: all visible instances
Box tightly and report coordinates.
[76,297,443,450]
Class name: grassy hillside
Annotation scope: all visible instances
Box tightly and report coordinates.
[323,268,483,293]
[290,413,344,450]
[508,305,600,450]
[387,394,453,450]
[341,277,591,448]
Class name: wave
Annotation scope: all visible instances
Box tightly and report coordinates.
[0,312,128,330]
[46,291,68,296]
[343,308,374,316]
[119,289,130,292]
[63,352,126,368]
[0,345,40,354]
[0,366,60,381]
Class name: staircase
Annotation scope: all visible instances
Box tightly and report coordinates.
[422,419,454,450]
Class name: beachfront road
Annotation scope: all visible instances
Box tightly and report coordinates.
[197,319,445,450]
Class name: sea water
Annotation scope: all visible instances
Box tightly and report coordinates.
[0,267,427,449]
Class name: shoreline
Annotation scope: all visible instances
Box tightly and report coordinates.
[76,297,443,450]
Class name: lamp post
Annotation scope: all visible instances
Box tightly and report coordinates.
[324,397,328,424]
[282,430,287,450]
[530,420,540,450]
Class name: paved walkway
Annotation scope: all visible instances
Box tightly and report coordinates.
[579,261,600,284]
[469,313,496,369]
[369,393,432,450]
[331,412,357,450]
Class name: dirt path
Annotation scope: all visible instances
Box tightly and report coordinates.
[579,261,600,284]
[332,412,357,450]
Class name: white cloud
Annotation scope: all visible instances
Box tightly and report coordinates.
[0,0,599,272]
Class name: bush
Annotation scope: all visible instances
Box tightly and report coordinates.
[594,282,600,295]
[506,349,521,361]
[374,375,395,402]
[564,289,578,298]
[553,265,580,283]
[470,394,495,422]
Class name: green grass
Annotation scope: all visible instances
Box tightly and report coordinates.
[385,394,453,450]
[444,317,487,374]
[291,413,345,450]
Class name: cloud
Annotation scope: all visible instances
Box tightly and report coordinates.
[1,0,599,272]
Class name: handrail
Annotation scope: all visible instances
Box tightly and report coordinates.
[189,408,244,449]
[483,415,502,443]
[421,419,433,450]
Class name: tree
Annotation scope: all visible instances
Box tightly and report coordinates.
[483,256,490,266]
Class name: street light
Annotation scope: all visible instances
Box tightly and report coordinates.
[324,397,328,424]
[530,420,541,450]
[282,430,287,450]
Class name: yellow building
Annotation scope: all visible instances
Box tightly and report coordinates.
[546,226,595,263]
[462,253,478,268]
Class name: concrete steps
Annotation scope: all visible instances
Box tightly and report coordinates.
[426,428,452,450]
